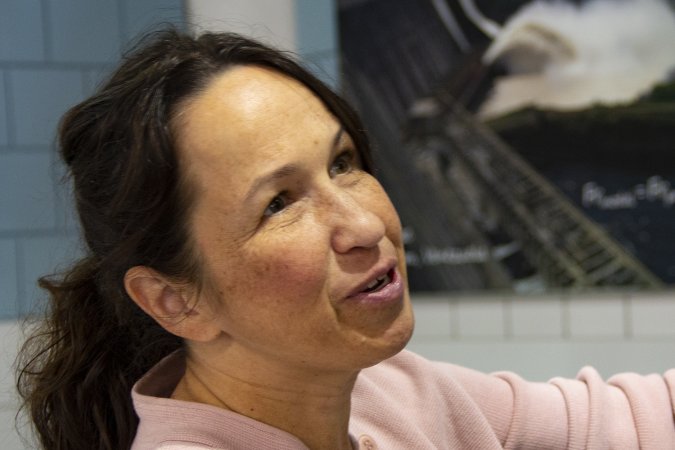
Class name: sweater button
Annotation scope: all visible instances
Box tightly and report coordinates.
[358,435,378,450]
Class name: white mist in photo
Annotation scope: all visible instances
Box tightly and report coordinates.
[478,0,675,118]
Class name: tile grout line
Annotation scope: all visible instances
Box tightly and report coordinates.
[3,69,16,148]
[40,0,53,62]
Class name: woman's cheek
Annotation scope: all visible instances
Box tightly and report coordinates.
[244,237,330,300]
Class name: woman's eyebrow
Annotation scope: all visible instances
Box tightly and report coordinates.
[244,126,346,203]
[331,126,345,152]
[244,163,300,203]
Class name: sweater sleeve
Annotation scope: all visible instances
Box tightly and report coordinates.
[465,366,675,449]
[355,351,674,449]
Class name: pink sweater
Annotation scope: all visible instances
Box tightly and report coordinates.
[131,350,675,449]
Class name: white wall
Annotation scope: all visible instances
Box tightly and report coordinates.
[186,0,297,51]
[408,290,675,381]
[186,0,340,86]
[1,321,32,450]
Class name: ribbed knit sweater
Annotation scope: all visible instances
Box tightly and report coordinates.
[131,350,675,449]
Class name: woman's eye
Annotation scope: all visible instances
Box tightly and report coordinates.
[330,152,355,176]
[263,195,287,217]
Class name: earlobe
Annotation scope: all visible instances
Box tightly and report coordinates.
[124,266,221,342]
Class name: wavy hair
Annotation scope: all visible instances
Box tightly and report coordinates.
[16,28,373,450]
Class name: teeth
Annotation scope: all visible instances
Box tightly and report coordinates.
[364,274,390,292]
[366,276,383,290]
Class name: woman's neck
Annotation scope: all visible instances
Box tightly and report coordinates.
[172,349,358,450]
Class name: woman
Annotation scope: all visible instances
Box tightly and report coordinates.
[17,29,675,450]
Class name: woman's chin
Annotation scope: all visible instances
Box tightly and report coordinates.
[357,305,415,368]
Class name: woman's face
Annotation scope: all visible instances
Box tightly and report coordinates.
[175,65,414,373]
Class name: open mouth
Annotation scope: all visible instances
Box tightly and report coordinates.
[361,269,393,293]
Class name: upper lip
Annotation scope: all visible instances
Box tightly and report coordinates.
[346,258,397,298]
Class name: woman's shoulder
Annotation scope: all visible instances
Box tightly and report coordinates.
[358,348,500,389]
[351,350,513,448]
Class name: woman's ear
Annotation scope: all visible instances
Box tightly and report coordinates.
[123,266,221,342]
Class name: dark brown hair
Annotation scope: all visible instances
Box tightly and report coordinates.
[16,28,372,450]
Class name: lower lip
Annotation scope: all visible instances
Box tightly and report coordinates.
[347,268,405,306]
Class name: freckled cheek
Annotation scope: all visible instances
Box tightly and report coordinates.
[235,242,331,303]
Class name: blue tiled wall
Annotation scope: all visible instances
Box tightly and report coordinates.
[10,69,85,146]
[0,153,56,232]
[0,72,7,145]
[0,239,18,317]
[295,0,339,88]
[49,1,123,64]
[122,0,187,41]
[0,1,46,62]
[0,0,185,319]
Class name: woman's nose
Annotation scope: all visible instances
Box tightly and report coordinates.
[328,190,386,254]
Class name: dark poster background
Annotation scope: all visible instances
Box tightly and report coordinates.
[338,0,675,292]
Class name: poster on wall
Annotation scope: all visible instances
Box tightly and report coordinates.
[338,0,675,293]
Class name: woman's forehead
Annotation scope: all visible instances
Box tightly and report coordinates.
[174,65,342,191]
[175,66,338,157]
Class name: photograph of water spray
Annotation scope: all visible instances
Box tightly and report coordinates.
[339,0,675,293]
